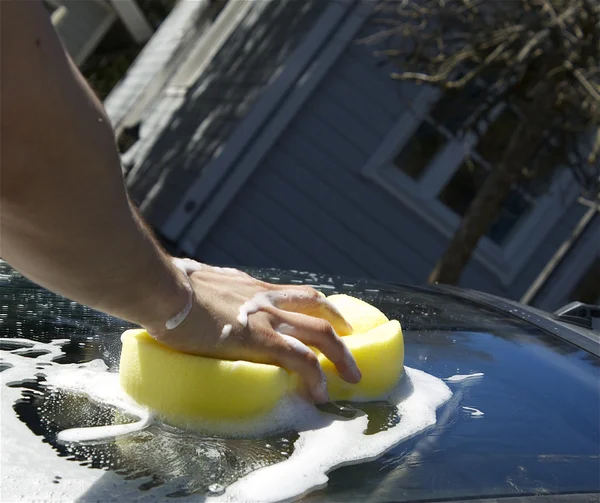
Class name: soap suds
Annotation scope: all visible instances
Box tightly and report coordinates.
[237,290,346,328]
[2,338,452,503]
[462,406,484,417]
[237,292,274,326]
[214,367,451,503]
[445,372,484,382]
[220,324,232,340]
[57,413,152,444]
[172,257,203,274]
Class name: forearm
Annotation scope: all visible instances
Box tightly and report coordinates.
[1,192,187,330]
[0,0,188,330]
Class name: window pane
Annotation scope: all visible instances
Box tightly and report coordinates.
[393,121,446,179]
[438,159,533,245]
[393,78,495,180]
[438,159,487,217]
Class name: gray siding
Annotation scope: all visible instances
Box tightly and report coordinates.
[196,24,506,294]
[164,4,591,304]
[533,213,600,310]
[126,0,329,227]
[508,200,589,301]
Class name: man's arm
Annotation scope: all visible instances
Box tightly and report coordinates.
[0,0,189,332]
[0,0,361,403]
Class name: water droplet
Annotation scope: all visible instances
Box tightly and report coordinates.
[208,483,224,495]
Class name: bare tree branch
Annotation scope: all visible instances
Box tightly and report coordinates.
[359,0,600,285]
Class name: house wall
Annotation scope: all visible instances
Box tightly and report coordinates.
[533,213,600,310]
[186,6,594,303]
[125,0,330,228]
[193,20,504,294]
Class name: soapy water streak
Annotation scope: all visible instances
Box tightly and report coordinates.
[236,290,345,328]
[445,373,484,382]
[462,406,484,417]
[2,338,457,503]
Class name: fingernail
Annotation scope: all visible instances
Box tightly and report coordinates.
[314,379,329,404]
[348,361,362,383]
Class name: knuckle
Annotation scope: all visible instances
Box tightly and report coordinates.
[297,285,319,297]
[247,310,269,328]
[297,347,320,368]
[308,289,322,300]
[314,318,335,337]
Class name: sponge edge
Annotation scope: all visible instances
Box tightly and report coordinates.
[119,330,292,423]
[317,320,404,401]
[119,294,404,428]
[326,294,390,334]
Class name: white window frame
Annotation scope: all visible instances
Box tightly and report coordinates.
[362,86,580,286]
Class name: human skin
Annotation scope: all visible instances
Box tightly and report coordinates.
[0,0,360,404]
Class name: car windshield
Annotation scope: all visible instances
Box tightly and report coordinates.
[1,262,599,502]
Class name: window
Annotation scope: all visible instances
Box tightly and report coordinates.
[393,79,489,181]
[438,159,535,246]
[393,87,537,247]
[363,83,578,284]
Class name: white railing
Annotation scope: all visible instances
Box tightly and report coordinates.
[47,0,153,65]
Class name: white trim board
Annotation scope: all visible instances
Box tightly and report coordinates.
[161,0,365,246]
[166,0,256,93]
[105,0,225,135]
[179,2,376,255]
[108,0,153,44]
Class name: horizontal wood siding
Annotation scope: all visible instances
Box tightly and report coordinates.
[197,28,506,294]
[127,0,329,228]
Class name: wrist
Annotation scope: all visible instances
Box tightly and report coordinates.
[130,255,193,334]
[164,259,194,330]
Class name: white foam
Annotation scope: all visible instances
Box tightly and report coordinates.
[171,257,203,274]
[462,406,484,417]
[220,323,232,340]
[57,413,152,443]
[237,289,347,328]
[445,372,484,382]
[2,339,452,503]
[212,367,451,502]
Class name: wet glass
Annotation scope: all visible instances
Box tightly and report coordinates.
[1,262,599,501]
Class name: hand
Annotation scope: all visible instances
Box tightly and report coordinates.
[148,259,362,404]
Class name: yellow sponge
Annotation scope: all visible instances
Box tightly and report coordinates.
[326,294,390,335]
[119,294,404,427]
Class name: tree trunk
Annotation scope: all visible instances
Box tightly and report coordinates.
[428,161,524,285]
[428,100,555,285]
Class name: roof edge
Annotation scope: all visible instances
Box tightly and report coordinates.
[103,0,213,135]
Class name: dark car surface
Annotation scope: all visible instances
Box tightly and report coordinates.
[1,261,599,502]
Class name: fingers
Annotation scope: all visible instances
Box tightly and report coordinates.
[267,333,329,404]
[270,309,361,384]
[267,288,354,336]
